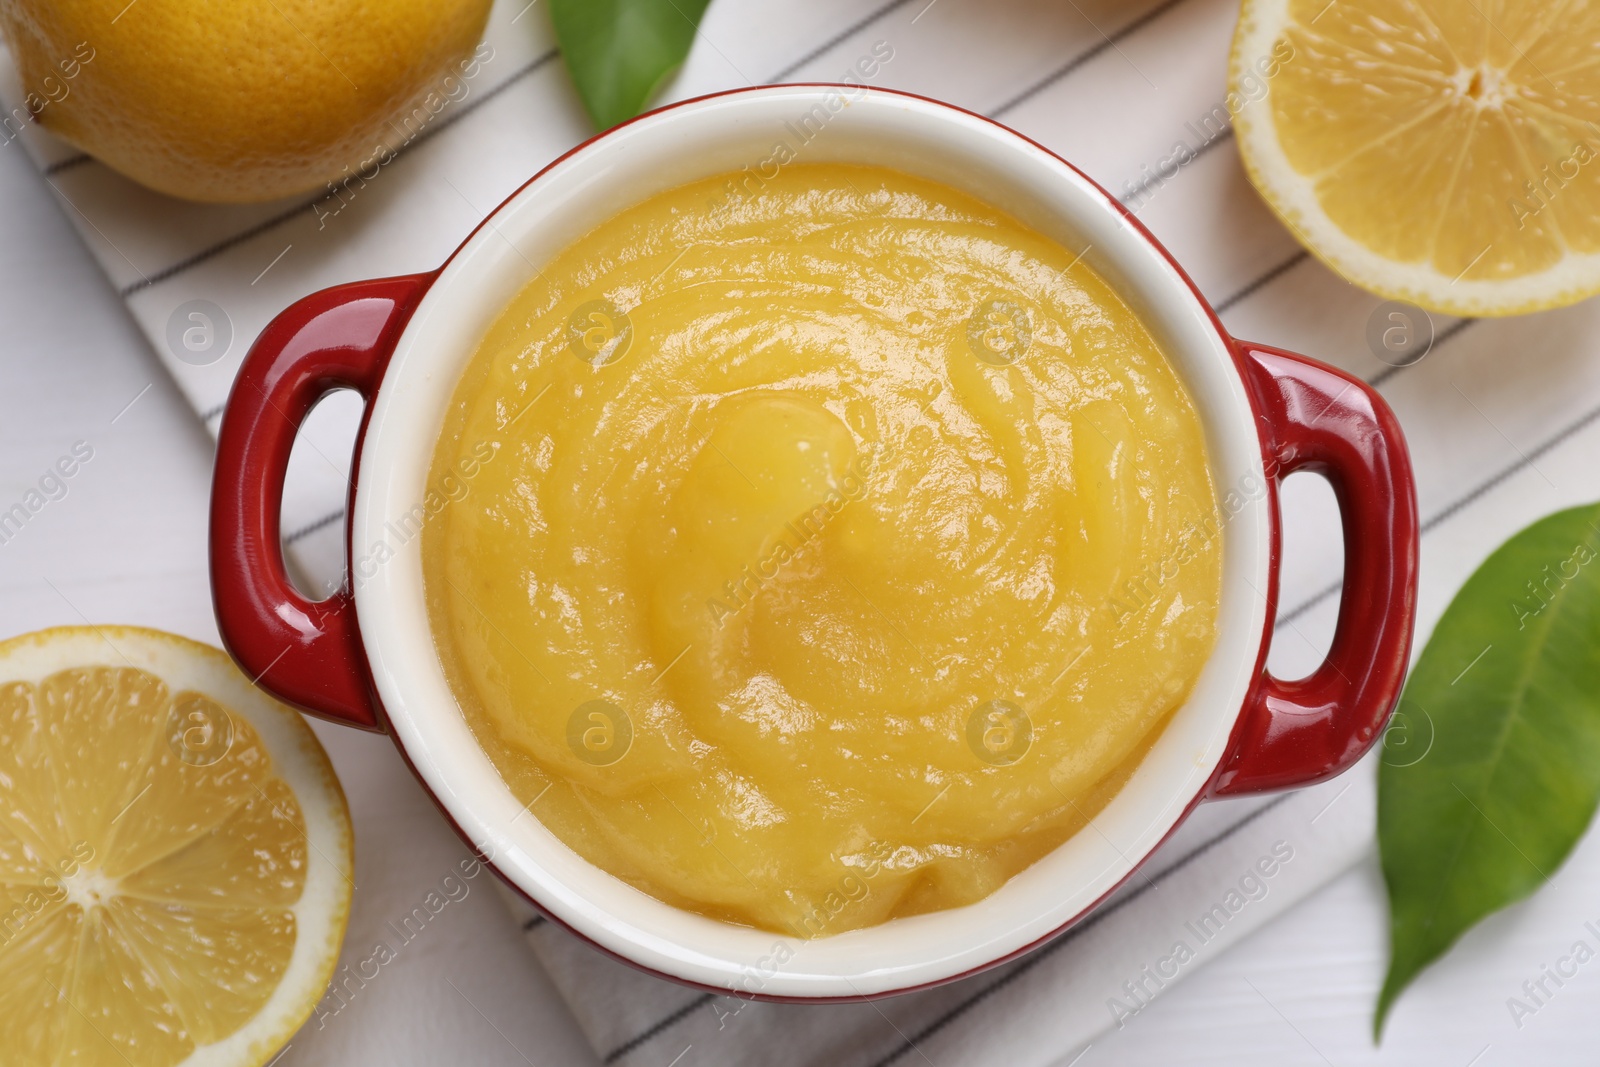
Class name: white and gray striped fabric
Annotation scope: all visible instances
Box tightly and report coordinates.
[7,0,1600,1063]
[496,779,1369,1067]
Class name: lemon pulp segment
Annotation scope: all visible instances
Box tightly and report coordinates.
[1236,0,1600,314]
[0,628,350,1067]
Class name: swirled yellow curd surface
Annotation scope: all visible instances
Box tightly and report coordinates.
[423,164,1223,936]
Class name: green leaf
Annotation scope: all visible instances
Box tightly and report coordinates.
[1376,502,1600,1037]
[549,0,714,131]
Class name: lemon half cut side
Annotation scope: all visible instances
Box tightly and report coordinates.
[0,626,353,1067]
[1234,0,1600,316]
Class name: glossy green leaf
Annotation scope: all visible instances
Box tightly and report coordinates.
[550,0,714,131]
[1376,502,1600,1037]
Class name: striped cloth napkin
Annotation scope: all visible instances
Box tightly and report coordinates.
[12,0,1600,1062]
[495,779,1368,1066]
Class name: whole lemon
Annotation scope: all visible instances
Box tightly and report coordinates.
[0,0,493,202]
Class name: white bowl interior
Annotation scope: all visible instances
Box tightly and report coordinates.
[352,86,1272,996]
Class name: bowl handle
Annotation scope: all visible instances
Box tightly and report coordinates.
[210,274,433,732]
[1210,342,1419,796]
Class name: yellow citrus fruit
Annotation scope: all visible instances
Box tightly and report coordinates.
[1232,0,1600,316]
[0,0,492,202]
[0,626,352,1066]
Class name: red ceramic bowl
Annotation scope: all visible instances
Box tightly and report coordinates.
[210,85,1418,1000]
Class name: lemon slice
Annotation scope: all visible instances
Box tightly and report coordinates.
[1233,0,1600,316]
[0,627,352,1066]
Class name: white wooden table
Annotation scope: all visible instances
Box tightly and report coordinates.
[7,6,1600,1065]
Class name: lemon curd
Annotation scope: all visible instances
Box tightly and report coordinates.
[423,164,1223,936]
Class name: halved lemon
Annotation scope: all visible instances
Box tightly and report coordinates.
[1233,0,1600,316]
[0,627,352,1066]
